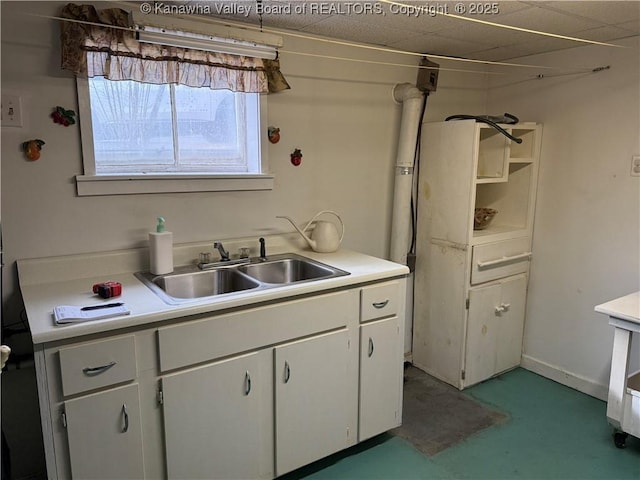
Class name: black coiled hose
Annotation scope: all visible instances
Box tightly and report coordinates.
[445,113,522,144]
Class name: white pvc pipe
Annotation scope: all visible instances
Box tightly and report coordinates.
[390,83,424,265]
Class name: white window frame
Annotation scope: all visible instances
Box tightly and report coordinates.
[74,77,273,196]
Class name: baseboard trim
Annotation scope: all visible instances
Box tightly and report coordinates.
[521,354,608,401]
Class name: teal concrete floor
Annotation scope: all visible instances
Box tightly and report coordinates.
[282,368,640,480]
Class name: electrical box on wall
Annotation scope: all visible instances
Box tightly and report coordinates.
[1,94,23,127]
[416,57,439,93]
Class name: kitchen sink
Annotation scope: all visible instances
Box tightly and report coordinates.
[135,268,260,304]
[156,269,259,298]
[238,257,337,284]
[136,253,349,305]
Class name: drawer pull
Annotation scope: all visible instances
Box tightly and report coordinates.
[82,361,116,376]
[121,404,129,433]
[244,371,252,396]
[284,361,291,384]
[368,337,375,357]
[372,300,389,309]
[477,252,531,270]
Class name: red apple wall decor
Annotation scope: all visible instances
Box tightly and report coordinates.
[268,126,280,144]
[290,148,302,166]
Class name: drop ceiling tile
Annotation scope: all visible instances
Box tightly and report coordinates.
[433,21,541,47]
[204,1,333,30]
[301,14,409,46]
[467,45,538,62]
[537,1,640,26]
[389,32,491,57]
[365,9,461,34]
[617,18,640,34]
[367,1,531,33]
[572,25,640,43]
[480,33,604,61]
[496,5,604,34]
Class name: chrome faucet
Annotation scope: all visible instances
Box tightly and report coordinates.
[213,241,230,261]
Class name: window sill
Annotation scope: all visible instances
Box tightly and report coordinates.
[75,174,275,196]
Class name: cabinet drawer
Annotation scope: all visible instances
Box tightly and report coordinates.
[471,237,531,285]
[360,281,400,322]
[59,335,137,396]
[157,289,358,372]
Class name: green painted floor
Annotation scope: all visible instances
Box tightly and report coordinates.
[282,368,640,480]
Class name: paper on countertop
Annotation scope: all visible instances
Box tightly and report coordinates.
[53,304,131,325]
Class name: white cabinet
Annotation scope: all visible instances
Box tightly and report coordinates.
[465,275,527,387]
[35,278,406,479]
[65,383,144,479]
[45,335,148,479]
[274,330,350,476]
[413,120,541,389]
[162,351,271,480]
[358,281,403,441]
[359,317,401,440]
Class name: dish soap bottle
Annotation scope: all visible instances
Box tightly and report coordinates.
[149,216,173,275]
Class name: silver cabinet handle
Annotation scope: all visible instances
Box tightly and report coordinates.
[121,404,129,433]
[372,300,389,309]
[368,337,374,357]
[244,371,252,396]
[82,361,116,376]
[284,361,291,383]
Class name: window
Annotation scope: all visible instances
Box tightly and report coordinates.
[76,78,272,195]
[60,5,288,196]
[88,78,260,175]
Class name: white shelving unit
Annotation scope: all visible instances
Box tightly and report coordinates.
[412,120,542,389]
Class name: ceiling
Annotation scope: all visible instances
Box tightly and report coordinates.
[184,0,640,61]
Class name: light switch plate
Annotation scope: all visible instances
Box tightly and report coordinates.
[631,155,640,177]
[1,94,23,127]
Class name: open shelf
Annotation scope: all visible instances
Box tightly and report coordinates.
[474,162,533,240]
[510,128,537,160]
[477,127,509,181]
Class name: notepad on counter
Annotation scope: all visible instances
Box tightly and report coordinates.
[54,304,131,325]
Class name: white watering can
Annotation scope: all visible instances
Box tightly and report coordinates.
[277,210,345,253]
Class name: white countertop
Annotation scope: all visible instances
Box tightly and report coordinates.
[18,238,409,345]
[595,291,640,325]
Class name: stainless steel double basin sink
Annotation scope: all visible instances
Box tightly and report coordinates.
[135,253,350,305]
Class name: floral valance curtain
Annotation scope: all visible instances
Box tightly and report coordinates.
[60,3,290,93]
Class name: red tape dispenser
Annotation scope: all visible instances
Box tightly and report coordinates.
[92,281,122,299]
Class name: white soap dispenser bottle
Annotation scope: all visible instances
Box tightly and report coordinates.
[149,216,173,275]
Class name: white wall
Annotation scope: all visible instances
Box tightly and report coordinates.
[487,36,640,399]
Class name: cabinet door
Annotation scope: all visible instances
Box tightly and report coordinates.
[464,275,527,387]
[65,383,144,479]
[359,317,402,441]
[274,330,350,476]
[162,351,270,480]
